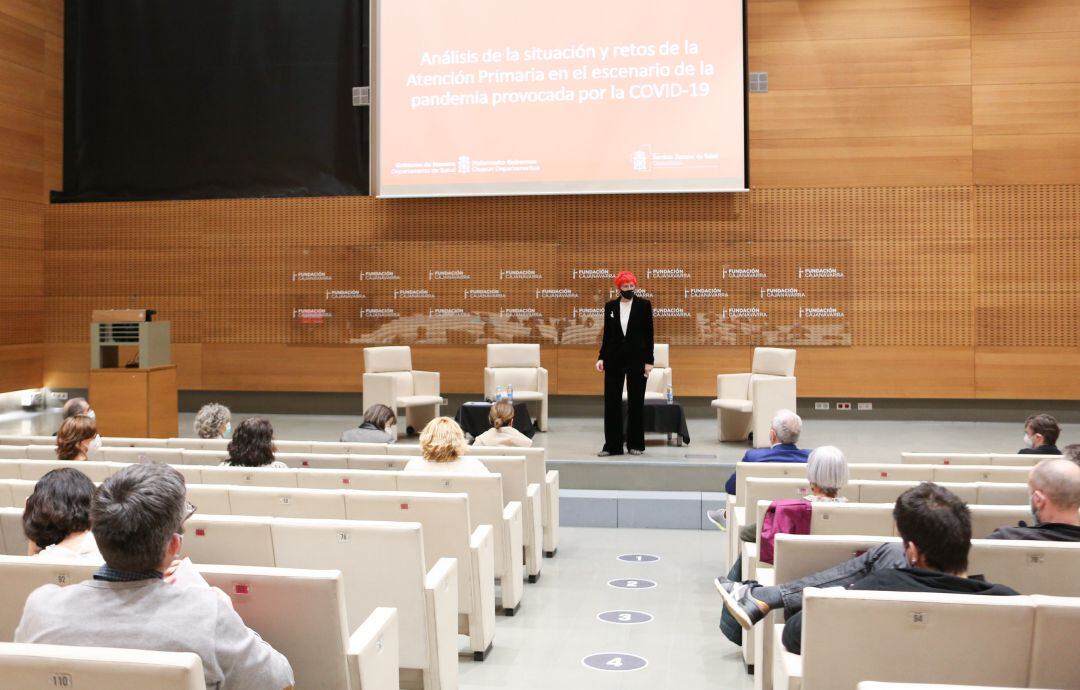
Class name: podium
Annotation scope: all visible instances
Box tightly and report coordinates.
[87,310,178,438]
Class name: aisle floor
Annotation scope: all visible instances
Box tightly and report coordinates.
[457,527,750,690]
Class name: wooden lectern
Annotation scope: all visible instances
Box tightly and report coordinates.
[88,310,178,438]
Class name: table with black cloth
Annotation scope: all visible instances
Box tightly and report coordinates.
[455,401,536,441]
[621,399,691,446]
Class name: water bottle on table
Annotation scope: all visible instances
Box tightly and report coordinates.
[666,384,674,404]
[507,384,514,402]
[495,385,504,402]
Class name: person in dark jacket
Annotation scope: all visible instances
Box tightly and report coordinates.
[987,458,1080,542]
[1018,413,1062,455]
[595,270,654,457]
[779,483,1018,654]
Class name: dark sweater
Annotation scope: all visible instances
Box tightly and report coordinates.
[782,567,1019,654]
[1018,444,1061,455]
[987,521,1080,542]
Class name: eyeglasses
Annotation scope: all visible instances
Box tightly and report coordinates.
[182,501,198,524]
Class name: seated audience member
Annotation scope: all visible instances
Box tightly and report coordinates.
[776,483,1018,654]
[55,415,100,461]
[23,468,102,563]
[1062,443,1079,466]
[340,403,397,444]
[15,463,294,689]
[222,417,287,468]
[404,417,491,475]
[717,478,1044,647]
[472,400,533,448]
[706,409,810,529]
[193,403,232,440]
[54,397,94,435]
[986,458,1080,541]
[1019,413,1062,454]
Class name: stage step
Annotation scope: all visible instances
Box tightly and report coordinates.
[560,489,728,530]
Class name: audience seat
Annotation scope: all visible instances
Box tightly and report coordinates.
[0,447,25,460]
[712,347,796,447]
[199,466,300,488]
[225,486,348,520]
[474,456,542,582]
[0,642,206,690]
[363,346,442,435]
[1029,594,1080,689]
[484,343,549,431]
[294,469,399,491]
[101,446,184,466]
[347,607,400,690]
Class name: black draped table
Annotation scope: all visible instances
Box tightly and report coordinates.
[622,399,691,446]
[455,401,536,441]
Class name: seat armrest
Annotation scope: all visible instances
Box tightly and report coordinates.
[501,501,525,612]
[483,368,496,400]
[537,367,548,395]
[469,524,496,653]
[470,524,494,551]
[717,372,751,400]
[423,558,459,690]
[347,607,399,690]
[362,373,398,408]
[412,370,440,396]
[772,623,803,690]
[543,469,559,554]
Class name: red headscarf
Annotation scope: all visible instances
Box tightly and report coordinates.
[614,271,638,288]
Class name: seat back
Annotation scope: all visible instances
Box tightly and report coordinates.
[347,455,410,471]
[26,446,59,461]
[807,503,897,537]
[343,491,475,610]
[200,564,350,690]
[855,481,978,505]
[489,367,540,392]
[460,445,547,487]
[275,452,350,470]
[0,556,99,640]
[364,345,413,373]
[396,473,509,574]
[751,347,796,376]
[179,449,229,465]
[974,482,1029,505]
[0,507,28,556]
[270,518,431,670]
[295,469,398,491]
[474,456,529,538]
[199,466,298,488]
[969,541,1080,597]
[800,588,1035,690]
[102,437,167,448]
[734,462,809,504]
[0,436,53,446]
[226,486,347,520]
[848,465,936,482]
[0,461,17,480]
[19,461,113,483]
[931,465,1029,484]
[774,534,897,583]
[312,441,389,455]
[968,505,1032,539]
[901,453,994,466]
[101,447,183,465]
[0,642,206,690]
[487,343,540,368]
[182,515,276,567]
[0,446,26,459]
[992,454,1057,466]
[183,485,232,516]
[1029,595,1080,689]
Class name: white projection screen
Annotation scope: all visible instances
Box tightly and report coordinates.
[372,0,748,198]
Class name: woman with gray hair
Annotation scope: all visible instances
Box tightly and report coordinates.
[193,403,231,439]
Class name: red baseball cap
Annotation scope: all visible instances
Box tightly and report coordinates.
[614,271,638,287]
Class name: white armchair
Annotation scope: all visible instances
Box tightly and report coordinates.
[363,346,442,435]
[623,343,672,401]
[711,347,796,447]
[484,344,548,431]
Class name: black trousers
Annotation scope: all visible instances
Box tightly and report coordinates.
[603,357,646,454]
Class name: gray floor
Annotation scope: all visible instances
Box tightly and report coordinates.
[458,526,749,690]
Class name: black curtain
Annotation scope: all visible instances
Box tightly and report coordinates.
[58,0,368,202]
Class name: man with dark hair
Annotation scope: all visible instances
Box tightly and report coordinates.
[779,484,1017,653]
[1019,413,1062,455]
[717,483,1023,649]
[15,463,294,690]
[987,458,1080,542]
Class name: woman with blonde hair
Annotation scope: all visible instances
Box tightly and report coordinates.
[404,417,490,475]
[472,401,533,448]
[55,415,100,461]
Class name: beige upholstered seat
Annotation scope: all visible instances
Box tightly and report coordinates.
[475,456,542,582]
[711,347,797,446]
[621,343,673,402]
[0,642,206,690]
[485,344,549,431]
[363,346,442,435]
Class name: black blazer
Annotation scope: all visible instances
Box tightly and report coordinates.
[1019,444,1061,455]
[598,297,654,365]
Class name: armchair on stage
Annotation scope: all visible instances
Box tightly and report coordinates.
[711,347,796,447]
[484,344,549,431]
[622,343,672,401]
[362,346,442,435]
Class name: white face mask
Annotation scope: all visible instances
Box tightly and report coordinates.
[1029,493,1040,522]
[386,424,397,442]
[224,422,232,438]
[1023,434,1034,448]
[87,434,103,454]
[86,409,96,420]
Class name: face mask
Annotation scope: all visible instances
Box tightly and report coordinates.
[1023,434,1034,448]
[87,435,103,454]
[223,422,232,438]
[386,424,398,441]
[620,288,635,299]
[1029,494,1040,522]
[86,409,96,420]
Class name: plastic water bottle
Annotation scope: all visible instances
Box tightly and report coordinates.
[507,384,514,402]
[495,385,504,402]
[666,385,674,405]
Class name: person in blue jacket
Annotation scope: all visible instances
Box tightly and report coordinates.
[707,409,811,528]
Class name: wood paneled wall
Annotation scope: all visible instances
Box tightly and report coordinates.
[0,0,60,392]
[36,0,1080,400]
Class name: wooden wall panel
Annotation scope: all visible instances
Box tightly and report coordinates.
[972,32,1080,85]
[974,84,1080,136]
[972,0,1080,35]
[0,344,42,392]
[748,0,971,42]
[974,134,1080,185]
[975,347,1080,400]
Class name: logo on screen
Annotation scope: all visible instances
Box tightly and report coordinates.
[760,288,806,299]
[429,270,472,280]
[326,290,366,299]
[500,269,543,280]
[799,307,845,319]
[359,308,399,319]
[721,307,767,320]
[722,266,766,279]
[654,307,691,318]
[572,269,613,280]
[429,308,467,317]
[798,267,845,279]
[647,268,690,279]
[572,307,604,318]
[535,289,578,299]
[608,288,653,299]
[394,289,435,299]
[293,308,332,323]
[292,271,331,282]
[465,289,506,299]
[501,308,541,319]
[359,271,400,281]
[685,288,728,298]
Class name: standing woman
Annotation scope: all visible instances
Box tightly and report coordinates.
[596,271,654,456]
